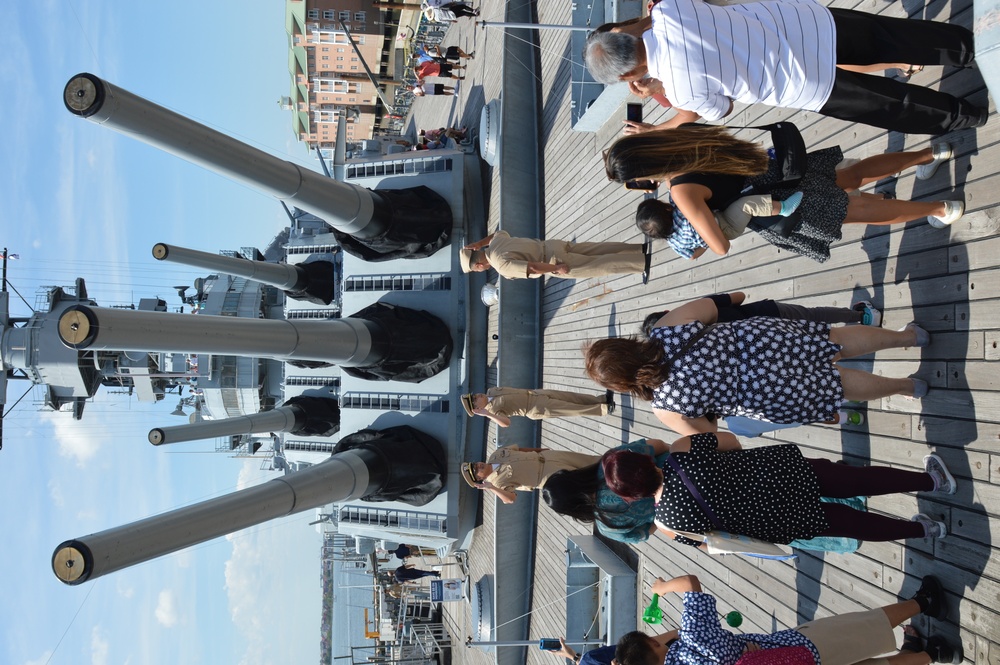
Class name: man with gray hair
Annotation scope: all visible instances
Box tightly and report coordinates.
[583,0,987,135]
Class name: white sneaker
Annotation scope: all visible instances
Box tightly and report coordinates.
[927,200,964,229]
[915,143,953,180]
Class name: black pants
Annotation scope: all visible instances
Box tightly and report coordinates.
[807,458,932,541]
[818,8,986,134]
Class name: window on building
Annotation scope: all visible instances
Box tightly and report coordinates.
[322,56,330,60]
[307,9,319,19]
[337,47,345,52]
[351,56,358,61]
[354,11,366,22]
[336,56,344,61]
[357,35,365,45]
[323,10,336,20]
[350,65,358,70]
[339,10,350,20]
[321,47,329,52]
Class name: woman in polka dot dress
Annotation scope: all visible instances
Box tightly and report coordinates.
[585,294,929,436]
[601,432,955,546]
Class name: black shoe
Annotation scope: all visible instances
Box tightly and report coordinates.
[926,636,962,664]
[605,389,616,414]
[973,107,989,128]
[912,575,947,620]
[642,251,651,284]
[749,212,800,238]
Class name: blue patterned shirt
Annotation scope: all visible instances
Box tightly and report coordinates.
[665,593,819,665]
[666,206,708,259]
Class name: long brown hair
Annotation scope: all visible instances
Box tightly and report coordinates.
[584,336,671,401]
[604,125,769,182]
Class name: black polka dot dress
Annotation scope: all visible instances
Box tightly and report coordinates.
[654,433,829,545]
[650,319,844,424]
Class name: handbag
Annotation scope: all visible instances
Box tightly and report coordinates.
[730,122,808,188]
[734,646,816,665]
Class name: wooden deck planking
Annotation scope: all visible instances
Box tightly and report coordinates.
[409,0,1000,662]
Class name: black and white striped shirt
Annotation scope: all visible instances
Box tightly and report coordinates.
[643,0,836,121]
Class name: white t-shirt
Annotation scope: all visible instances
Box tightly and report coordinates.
[421,82,437,94]
[643,0,836,121]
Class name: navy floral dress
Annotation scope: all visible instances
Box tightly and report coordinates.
[650,319,844,424]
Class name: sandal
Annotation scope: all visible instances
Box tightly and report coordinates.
[899,64,924,79]
[900,625,924,654]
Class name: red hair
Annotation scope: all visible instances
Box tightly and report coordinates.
[601,450,662,501]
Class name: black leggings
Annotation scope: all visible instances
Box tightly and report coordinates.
[807,458,933,541]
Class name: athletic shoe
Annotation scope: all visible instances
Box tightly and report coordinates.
[927,200,965,228]
[852,300,882,327]
[642,250,651,285]
[924,453,957,495]
[911,575,947,619]
[911,513,947,540]
[605,389,616,415]
[899,322,930,348]
[915,143,953,180]
[779,191,803,217]
[907,376,929,400]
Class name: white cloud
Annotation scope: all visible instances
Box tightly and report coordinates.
[154,589,178,627]
[21,651,53,665]
[224,460,322,664]
[116,578,134,599]
[48,413,102,466]
[48,479,65,508]
[91,626,109,665]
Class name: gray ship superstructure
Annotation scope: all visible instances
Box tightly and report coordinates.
[39,74,485,585]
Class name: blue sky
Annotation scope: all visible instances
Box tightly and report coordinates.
[1,2,329,663]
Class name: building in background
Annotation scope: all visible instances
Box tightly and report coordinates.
[284,0,405,156]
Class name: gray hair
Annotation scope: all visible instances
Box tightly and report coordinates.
[584,31,639,84]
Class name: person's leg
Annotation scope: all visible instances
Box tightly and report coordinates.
[818,502,925,540]
[837,366,917,400]
[829,8,975,67]
[807,458,934,497]
[836,149,934,191]
[819,69,987,135]
[838,63,912,74]
[843,194,951,226]
[774,301,862,324]
[829,323,921,357]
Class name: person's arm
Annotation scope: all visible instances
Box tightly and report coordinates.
[645,438,670,455]
[463,233,495,250]
[478,481,517,504]
[655,525,710,551]
[515,447,548,452]
[474,407,511,428]
[652,297,720,329]
[654,408,718,435]
[689,247,707,259]
[727,291,746,306]
[670,183,730,256]
[553,638,578,662]
[527,261,570,275]
[622,108,703,134]
[713,431,743,451]
[652,575,703,595]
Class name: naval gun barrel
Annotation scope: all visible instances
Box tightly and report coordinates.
[52,449,382,585]
[153,243,304,291]
[152,243,336,305]
[57,304,384,366]
[149,404,304,445]
[63,73,383,238]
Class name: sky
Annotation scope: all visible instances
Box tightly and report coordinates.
[0,1,332,663]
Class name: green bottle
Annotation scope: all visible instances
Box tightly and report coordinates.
[642,594,663,624]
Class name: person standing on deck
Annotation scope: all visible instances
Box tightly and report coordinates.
[462,446,600,504]
[460,387,616,427]
[461,231,651,282]
[583,0,988,135]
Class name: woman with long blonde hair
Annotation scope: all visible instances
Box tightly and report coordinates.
[605,126,962,262]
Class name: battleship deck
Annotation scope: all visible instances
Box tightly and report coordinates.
[409,0,1000,662]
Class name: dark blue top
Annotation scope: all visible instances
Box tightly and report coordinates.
[580,644,616,665]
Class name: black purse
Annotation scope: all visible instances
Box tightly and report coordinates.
[754,121,808,186]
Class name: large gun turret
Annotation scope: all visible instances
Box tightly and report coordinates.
[64,74,452,260]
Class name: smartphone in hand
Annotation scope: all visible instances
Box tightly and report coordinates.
[624,179,659,191]
[539,638,562,651]
[626,102,643,123]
